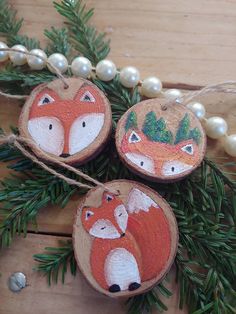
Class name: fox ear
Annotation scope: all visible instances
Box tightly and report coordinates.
[79,90,95,103]
[102,192,114,202]
[33,89,60,107]
[126,188,159,213]
[74,85,100,104]
[181,143,194,155]
[128,131,141,143]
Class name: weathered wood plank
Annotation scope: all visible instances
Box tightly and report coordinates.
[10,0,236,85]
[0,234,125,314]
[0,234,185,314]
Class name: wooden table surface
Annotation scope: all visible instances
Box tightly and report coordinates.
[0,1,236,313]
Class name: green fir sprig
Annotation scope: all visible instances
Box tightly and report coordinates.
[127,281,172,313]
[44,27,71,58]
[0,0,40,49]
[0,1,236,313]
[53,0,110,64]
[33,240,77,285]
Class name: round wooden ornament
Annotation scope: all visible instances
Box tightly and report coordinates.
[19,78,112,164]
[73,180,178,297]
[115,98,206,182]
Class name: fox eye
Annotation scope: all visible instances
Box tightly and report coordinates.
[38,94,55,106]
[80,91,95,103]
[105,194,113,202]
[85,210,94,220]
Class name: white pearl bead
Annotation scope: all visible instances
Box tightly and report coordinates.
[164,89,183,102]
[141,76,162,98]
[71,56,92,78]
[223,134,236,157]
[187,102,206,120]
[9,45,28,66]
[96,60,116,81]
[0,42,9,62]
[205,116,228,139]
[27,49,47,70]
[120,66,140,88]
[47,53,68,74]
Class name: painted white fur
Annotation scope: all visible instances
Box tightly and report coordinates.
[114,205,128,233]
[89,219,120,239]
[104,248,141,290]
[69,113,104,155]
[125,152,155,174]
[28,117,64,156]
[162,160,193,176]
[126,188,159,214]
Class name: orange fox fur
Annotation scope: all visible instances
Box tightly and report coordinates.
[29,85,105,155]
[121,129,199,176]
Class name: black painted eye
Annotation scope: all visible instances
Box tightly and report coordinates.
[101,226,106,230]
[171,167,175,172]
[49,124,53,130]
[106,194,113,202]
[85,210,94,220]
[140,161,144,166]
[82,121,86,127]
[43,97,50,104]
[119,213,122,217]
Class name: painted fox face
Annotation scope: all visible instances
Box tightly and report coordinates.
[81,193,128,239]
[121,130,199,177]
[27,83,106,157]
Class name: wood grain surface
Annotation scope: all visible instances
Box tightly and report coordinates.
[0,0,236,313]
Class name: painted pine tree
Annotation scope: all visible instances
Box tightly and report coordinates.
[125,111,137,131]
[142,111,173,144]
[175,113,202,144]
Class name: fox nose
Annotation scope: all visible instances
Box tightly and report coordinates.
[120,233,125,238]
[60,153,71,158]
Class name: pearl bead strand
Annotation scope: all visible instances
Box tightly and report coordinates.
[0,41,235,157]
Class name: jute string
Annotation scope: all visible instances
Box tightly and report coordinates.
[162,80,236,110]
[0,134,118,195]
[0,47,120,194]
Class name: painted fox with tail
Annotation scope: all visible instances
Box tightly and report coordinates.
[81,188,171,293]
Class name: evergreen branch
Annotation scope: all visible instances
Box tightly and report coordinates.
[0,138,133,248]
[0,66,56,94]
[167,160,236,313]
[176,253,236,313]
[204,157,236,191]
[0,0,40,49]
[127,281,171,314]
[0,171,77,248]
[44,27,71,58]
[53,0,110,64]
[33,240,76,285]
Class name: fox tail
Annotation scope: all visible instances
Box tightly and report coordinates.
[126,188,172,281]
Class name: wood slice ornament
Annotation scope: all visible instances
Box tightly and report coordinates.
[73,180,178,297]
[116,98,206,182]
[19,78,112,164]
